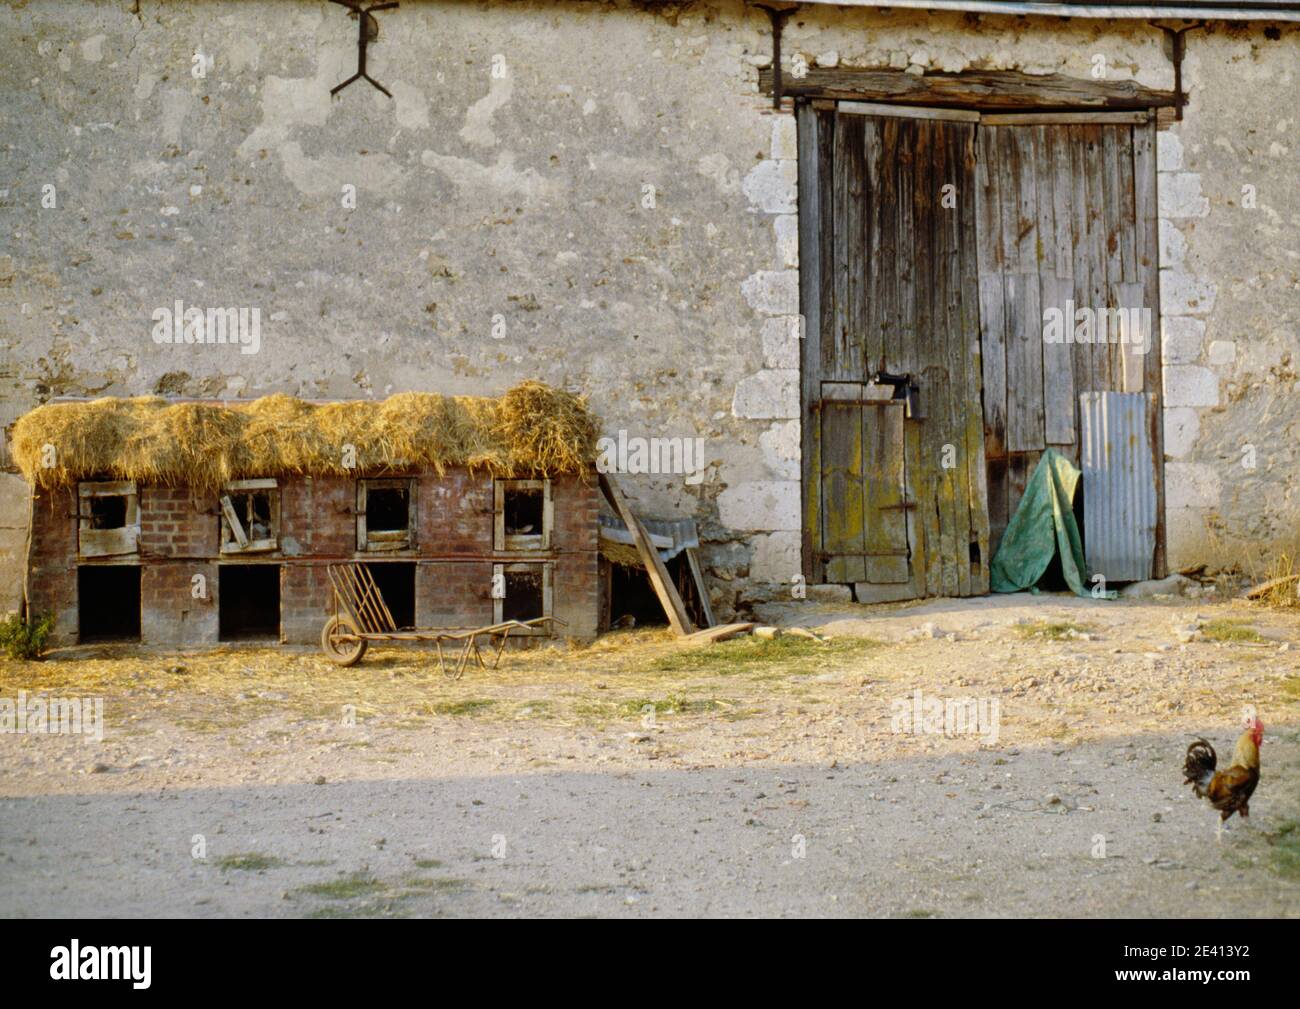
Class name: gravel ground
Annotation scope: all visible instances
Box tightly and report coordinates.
[1,592,1298,918]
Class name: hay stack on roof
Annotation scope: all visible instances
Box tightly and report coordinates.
[11,381,599,491]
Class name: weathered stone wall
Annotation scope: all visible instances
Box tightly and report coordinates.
[1,1,1296,622]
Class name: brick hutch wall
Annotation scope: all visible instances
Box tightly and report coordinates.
[26,469,601,648]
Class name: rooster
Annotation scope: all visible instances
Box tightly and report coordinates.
[1182,717,1263,838]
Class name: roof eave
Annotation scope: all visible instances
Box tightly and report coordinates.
[787,1,1300,22]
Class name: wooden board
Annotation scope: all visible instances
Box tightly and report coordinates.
[957,122,992,595]
[820,399,867,584]
[982,111,1152,125]
[598,473,693,637]
[1003,272,1044,452]
[77,480,141,558]
[862,403,909,584]
[219,495,248,548]
[680,622,755,647]
[758,68,1178,109]
[1133,118,1167,578]
[684,548,715,629]
[798,101,830,583]
[1042,272,1077,445]
[837,101,979,122]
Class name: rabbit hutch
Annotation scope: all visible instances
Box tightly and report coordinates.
[11,382,604,649]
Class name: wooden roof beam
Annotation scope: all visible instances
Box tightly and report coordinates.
[758,67,1178,109]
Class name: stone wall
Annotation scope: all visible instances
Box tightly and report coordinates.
[1,1,1296,621]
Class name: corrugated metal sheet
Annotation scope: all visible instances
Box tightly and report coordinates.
[1079,391,1156,584]
[598,513,699,566]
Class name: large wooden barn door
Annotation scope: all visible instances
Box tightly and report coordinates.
[799,103,990,600]
[974,116,1165,577]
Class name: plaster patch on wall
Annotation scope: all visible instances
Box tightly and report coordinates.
[1161,316,1205,365]
[237,56,347,158]
[80,35,106,63]
[741,158,796,215]
[420,149,559,201]
[1165,462,1222,511]
[1163,407,1200,459]
[740,270,798,316]
[760,316,801,368]
[774,215,798,268]
[279,142,406,196]
[459,72,513,147]
[392,81,430,130]
[1159,172,1210,219]
[696,152,740,194]
[733,369,799,419]
[749,529,801,582]
[611,91,642,131]
[160,88,192,146]
[134,72,159,103]
[759,420,800,480]
[1164,364,1220,409]
[718,480,800,531]
[770,117,797,161]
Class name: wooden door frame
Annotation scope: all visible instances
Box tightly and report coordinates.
[797,99,1167,584]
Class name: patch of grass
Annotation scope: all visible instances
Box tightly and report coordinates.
[1264,821,1300,880]
[412,858,443,869]
[294,870,468,917]
[1201,619,1262,643]
[0,611,54,660]
[649,635,878,675]
[214,852,284,872]
[616,694,731,718]
[1016,620,1092,641]
[719,705,764,722]
[401,875,468,893]
[295,872,385,900]
[571,700,620,721]
[1282,677,1300,703]
[1250,552,1300,610]
[427,698,496,717]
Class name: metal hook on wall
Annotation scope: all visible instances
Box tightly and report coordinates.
[331,0,399,99]
[753,2,799,111]
[1152,19,1207,122]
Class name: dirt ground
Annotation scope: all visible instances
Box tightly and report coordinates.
[1,591,1298,918]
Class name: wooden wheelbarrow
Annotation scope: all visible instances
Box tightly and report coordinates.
[321,562,564,679]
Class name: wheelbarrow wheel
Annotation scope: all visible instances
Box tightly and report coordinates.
[321,615,367,666]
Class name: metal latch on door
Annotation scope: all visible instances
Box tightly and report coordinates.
[870,371,921,419]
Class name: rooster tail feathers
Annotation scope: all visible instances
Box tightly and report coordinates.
[1183,738,1217,794]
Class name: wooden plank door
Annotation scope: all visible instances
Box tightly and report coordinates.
[974,117,1164,577]
[800,102,990,598]
[819,394,910,586]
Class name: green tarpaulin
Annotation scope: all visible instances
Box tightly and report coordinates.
[989,448,1097,598]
